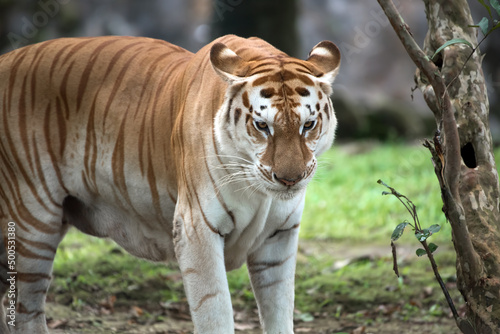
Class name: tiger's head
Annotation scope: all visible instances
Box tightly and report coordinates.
[210,40,340,200]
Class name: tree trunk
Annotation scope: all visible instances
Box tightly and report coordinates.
[378,0,500,332]
[418,1,500,332]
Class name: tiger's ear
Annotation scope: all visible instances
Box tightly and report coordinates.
[210,43,249,83]
[306,41,341,86]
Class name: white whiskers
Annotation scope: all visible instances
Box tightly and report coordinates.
[206,154,259,196]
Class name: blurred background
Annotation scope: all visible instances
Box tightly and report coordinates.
[2,2,499,331]
[1,0,499,143]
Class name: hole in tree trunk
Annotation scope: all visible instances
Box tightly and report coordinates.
[432,53,443,69]
[461,142,477,168]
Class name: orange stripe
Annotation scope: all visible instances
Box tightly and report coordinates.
[6,47,29,111]
[83,94,99,193]
[58,63,74,122]
[146,143,162,217]
[18,74,35,175]
[16,201,60,234]
[76,38,121,112]
[138,114,147,176]
[0,170,29,234]
[17,234,57,253]
[32,136,60,208]
[101,43,145,127]
[194,187,221,236]
[60,38,94,67]
[133,52,175,176]
[16,272,51,283]
[248,253,294,274]
[182,268,198,276]
[257,165,273,182]
[111,112,129,196]
[16,239,54,261]
[43,102,68,195]
[55,98,67,157]
[193,292,219,312]
[2,98,59,216]
[49,43,72,82]
[29,50,43,112]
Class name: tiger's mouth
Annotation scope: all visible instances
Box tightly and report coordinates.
[262,177,310,200]
[242,160,317,200]
[269,186,303,200]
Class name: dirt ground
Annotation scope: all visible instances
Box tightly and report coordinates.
[47,304,460,334]
[46,300,460,334]
[45,241,462,334]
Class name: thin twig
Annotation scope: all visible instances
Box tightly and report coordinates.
[379,180,459,322]
[376,0,458,194]
[391,241,399,277]
[421,240,459,321]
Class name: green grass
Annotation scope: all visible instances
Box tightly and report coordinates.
[302,143,448,245]
[52,235,183,308]
[50,143,500,323]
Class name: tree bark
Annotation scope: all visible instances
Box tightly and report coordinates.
[378,0,500,333]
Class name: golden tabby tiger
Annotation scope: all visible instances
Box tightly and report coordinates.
[0,34,340,333]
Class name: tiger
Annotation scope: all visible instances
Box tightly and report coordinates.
[0,34,340,333]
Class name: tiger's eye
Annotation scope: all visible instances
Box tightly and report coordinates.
[256,121,268,130]
[303,121,315,131]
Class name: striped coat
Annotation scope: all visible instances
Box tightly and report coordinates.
[0,35,340,333]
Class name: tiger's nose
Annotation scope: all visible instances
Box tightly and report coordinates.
[273,172,305,187]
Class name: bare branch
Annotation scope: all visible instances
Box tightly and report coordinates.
[421,239,459,321]
[376,0,460,199]
[376,1,442,95]
[391,241,399,277]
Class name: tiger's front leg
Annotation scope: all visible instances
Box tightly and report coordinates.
[247,225,300,334]
[173,213,235,334]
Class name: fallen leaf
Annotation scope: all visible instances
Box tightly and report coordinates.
[47,319,68,329]
[130,305,143,318]
[351,325,366,334]
[98,295,116,313]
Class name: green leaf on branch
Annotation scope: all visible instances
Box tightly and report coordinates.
[391,221,409,241]
[428,243,439,253]
[415,229,431,242]
[428,224,441,234]
[479,16,490,35]
[415,225,440,242]
[479,0,493,18]
[416,248,426,257]
[431,38,473,59]
[489,0,500,16]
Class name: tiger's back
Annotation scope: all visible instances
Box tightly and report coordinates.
[0,35,340,333]
[0,36,192,257]
[0,36,195,333]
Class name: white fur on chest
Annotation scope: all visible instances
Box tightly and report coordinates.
[217,187,305,271]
